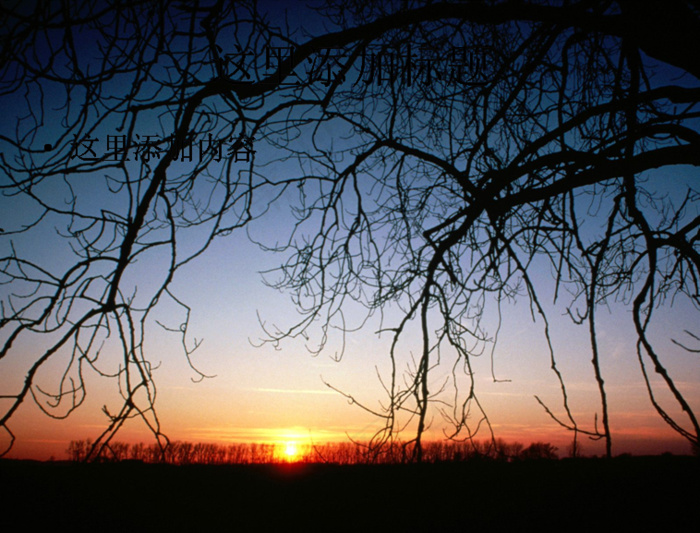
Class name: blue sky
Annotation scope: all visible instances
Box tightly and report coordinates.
[1,0,698,460]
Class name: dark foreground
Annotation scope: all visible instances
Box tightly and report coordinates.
[2,455,697,531]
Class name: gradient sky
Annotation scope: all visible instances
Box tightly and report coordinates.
[1,1,698,460]
[4,217,696,459]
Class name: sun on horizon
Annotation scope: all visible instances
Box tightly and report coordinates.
[276,440,305,463]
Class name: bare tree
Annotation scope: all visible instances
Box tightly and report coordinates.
[0,0,280,458]
[1,0,698,460]
[253,0,700,459]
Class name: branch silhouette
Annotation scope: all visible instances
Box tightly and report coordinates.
[1,0,698,460]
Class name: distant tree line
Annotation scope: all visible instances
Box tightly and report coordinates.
[66,438,559,464]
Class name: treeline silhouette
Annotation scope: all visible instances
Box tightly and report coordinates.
[66,438,559,464]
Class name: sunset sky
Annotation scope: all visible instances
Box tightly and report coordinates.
[5,214,697,459]
[1,0,698,461]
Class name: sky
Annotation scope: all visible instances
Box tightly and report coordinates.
[4,217,696,459]
[1,0,699,461]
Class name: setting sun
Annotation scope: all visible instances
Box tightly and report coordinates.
[284,442,298,458]
[276,441,304,462]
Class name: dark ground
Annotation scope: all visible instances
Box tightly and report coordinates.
[1,455,696,531]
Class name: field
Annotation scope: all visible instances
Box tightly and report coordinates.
[1,455,697,531]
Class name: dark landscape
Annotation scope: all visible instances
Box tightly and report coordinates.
[2,455,697,531]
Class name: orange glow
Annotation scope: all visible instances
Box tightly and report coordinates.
[284,441,298,458]
[275,440,307,463]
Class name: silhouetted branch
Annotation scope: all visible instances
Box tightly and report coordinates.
[2,0,698,459]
